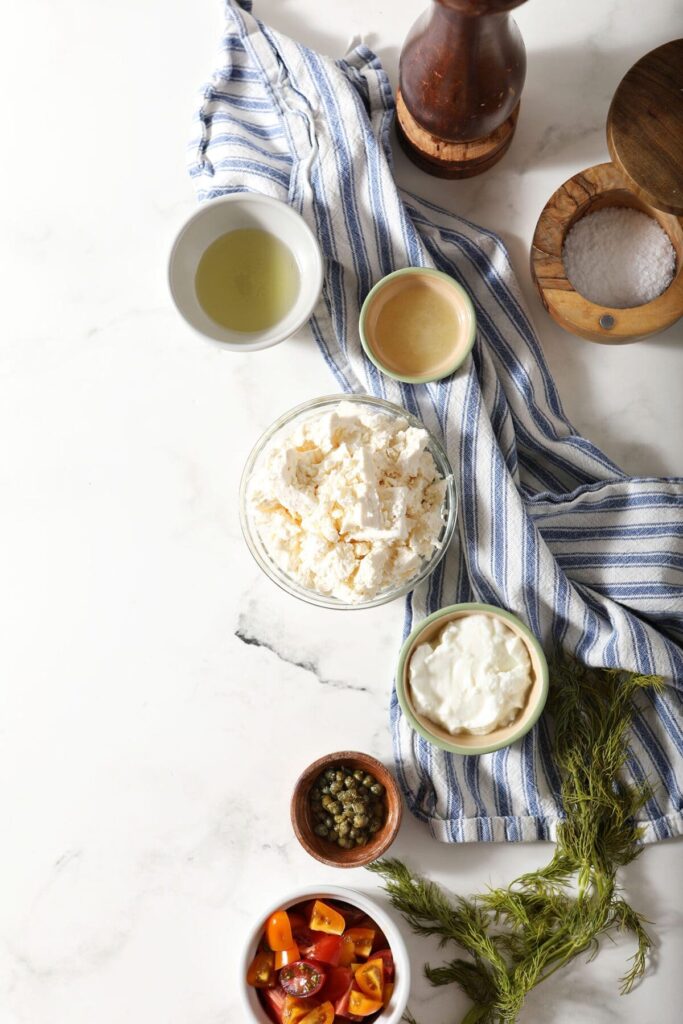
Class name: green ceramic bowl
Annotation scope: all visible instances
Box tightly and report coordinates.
[359,267,476,384]
[395,603,549,755]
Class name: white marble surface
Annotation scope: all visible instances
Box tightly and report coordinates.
[2,1,682,1022]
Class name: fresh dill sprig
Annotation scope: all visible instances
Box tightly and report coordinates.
[369,657,662,1023]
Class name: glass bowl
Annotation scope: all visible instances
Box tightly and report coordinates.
[239,393,457,610]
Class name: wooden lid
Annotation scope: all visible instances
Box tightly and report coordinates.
[607,39,683,215]
[530,162,683,344]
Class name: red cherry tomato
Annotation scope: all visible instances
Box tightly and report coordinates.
[288,913,317,949]
[331,969,356,1018]
[279,960,327,998]
[320,965,353,1004]
[302,934,343,966]
[368,948,394,979]
[260,985,287,1023]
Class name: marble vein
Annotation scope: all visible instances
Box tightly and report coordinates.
[234,624,369,693]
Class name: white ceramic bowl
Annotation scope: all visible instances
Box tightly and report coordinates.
[168,193,324,350]
[239,885,411,1023]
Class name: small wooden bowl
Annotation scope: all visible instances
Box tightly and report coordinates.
[291,751,403,868]
[530,162,683,344]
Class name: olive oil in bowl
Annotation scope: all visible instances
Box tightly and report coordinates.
[195,228,300,334]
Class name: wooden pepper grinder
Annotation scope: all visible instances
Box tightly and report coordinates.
[397,0,528,178]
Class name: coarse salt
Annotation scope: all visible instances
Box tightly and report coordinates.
[562,207,676,308]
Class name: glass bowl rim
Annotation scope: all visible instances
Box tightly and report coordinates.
[239,392,458,610]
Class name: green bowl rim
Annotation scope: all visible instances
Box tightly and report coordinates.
[359,267,477,385]
[395,602,550,755]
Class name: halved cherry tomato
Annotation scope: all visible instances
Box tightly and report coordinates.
[301,934,343,966]
[282,996,320,1024]
[280,960,326,998]
[353,958,384,1000]
[246,950,276,988]
[288,913,316,949]
[344,928,375,959]
[309,900,346,935]
[261,985,287,1023]
[320,965,353,1004]
[382,981,394,1007]
[299,1002,334,1024]
[332,972,357,1019]
[267,910,296,951]
[370,949,394,979]
[274,944,301,970]
[338,933,356,967]
[348,989,383,1016]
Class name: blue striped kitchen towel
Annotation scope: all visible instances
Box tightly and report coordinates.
[189,0,683,842]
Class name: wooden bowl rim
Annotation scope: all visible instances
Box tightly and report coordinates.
[291,751,403,868]
[530,161,683,344]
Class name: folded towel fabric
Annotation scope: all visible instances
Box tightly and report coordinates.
[189,0,683,842]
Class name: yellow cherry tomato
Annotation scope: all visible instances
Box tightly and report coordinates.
[354,958,384,1000]
[299,1001,334,1024]
[344,927,375,958]
[266,910,296,951]
[309,900,346,936]
[348,989,383,1016]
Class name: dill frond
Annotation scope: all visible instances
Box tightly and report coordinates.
[370,655,661,1023]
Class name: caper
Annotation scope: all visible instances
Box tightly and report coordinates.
[308,763,387,852]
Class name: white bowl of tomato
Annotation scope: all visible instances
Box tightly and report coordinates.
[241,886,410,1024]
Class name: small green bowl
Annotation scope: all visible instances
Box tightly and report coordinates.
[359,267,476,384]
[395,603,549,755]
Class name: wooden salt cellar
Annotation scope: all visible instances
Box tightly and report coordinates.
[397,0,528,178]
[531,40,683,344]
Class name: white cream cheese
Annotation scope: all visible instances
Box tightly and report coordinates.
[247,401,447,602]
[409,614,532,735]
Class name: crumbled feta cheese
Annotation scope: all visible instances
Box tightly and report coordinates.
[247,401,447,601]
